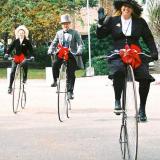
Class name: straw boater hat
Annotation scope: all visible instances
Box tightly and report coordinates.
[15,25,29,39]
[60,14,71,24]
[113,0,143,17]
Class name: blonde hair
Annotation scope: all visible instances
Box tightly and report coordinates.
[113,10,121,17]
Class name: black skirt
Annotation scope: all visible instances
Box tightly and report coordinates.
[107,56,155,82]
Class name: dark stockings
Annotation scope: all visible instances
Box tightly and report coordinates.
[139,79,150,112]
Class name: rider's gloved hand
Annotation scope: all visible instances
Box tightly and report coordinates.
[21,59,27,65]
[48,51,52,55]
[30,56,35,61]
[151,53,158,61]
[76,52,82,56]
[4,54,9,60]
[98,7,106,25]
[48,46,54,55]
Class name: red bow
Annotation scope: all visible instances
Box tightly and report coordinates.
[119,44,142,69]
[13,53,25,64]
[57,44,69,61]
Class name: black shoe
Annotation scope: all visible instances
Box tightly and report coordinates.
[23,78,27,84]
[139,110,147,122]
[67,92,74,100]
[51,81,57,87]
[8,87,12,94]
[114,100,122,115]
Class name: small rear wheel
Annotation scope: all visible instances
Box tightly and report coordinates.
[21,87,26,109]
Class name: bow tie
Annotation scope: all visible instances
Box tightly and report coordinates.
[63,30,69,34]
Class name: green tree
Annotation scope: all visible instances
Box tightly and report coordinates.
[147,0,160,52]
[0,0,98,45]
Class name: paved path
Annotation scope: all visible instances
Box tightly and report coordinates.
[0,75,160,160]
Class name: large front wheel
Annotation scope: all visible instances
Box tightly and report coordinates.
[12,66,22,114]
[57,63,69,122]
[124,65,138,160]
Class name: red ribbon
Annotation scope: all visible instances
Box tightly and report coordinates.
[57,44,69,61]
[119,44,142,69]
[13,53,25,64]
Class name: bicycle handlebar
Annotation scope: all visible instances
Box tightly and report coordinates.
[8,56,35,62]
[106,52,152,58]
[98,52,152,61]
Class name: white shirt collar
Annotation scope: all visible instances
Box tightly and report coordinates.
[19,38,24,44]
[121,16,132,36]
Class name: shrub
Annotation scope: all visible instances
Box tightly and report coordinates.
[86,56,109,75]
[83,24,114,67]
[33,45,51,68]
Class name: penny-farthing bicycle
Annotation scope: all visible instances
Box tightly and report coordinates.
[107,51,139,160]
[108,49,152,160]
[9,57,34,114]
[56,47,71,122]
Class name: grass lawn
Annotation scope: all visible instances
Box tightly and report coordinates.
[28,69,45,79]
[0,68,85,79]
[0,68,6,79]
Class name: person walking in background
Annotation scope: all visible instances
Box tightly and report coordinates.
[4,25,34,94]
[48,14,83,99]
[96,0,158,121]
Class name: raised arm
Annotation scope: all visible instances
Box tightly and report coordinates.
[96,7,112,39]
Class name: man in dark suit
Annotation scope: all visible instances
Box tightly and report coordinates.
[5,25,33,94]
[96,0,158,121]
[48,14,83,99]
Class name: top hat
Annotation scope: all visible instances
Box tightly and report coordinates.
[60,14,71,24]
[113,0,143,17]
[15,25,29,39]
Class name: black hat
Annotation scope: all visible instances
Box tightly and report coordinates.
[113,0,143,17]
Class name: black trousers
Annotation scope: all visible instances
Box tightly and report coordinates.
[9,61,28,88]
[52,53,77,93]
[113,71,150,112]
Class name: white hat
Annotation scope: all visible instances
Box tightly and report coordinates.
[60,14,71,24]
[15,25,29,39]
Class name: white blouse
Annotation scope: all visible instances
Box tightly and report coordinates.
[19,38,24,44]
[121,16,132,36]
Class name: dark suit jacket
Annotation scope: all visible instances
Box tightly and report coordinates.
[48,29,83,55]
[7,38,33,58]
[96,16,158,57]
